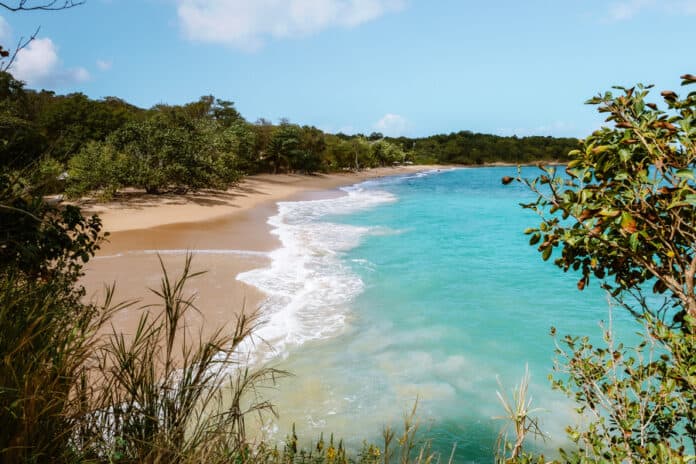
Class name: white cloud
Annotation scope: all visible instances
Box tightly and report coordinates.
[177,0,406,51]
[374,113,409,137]
[71,67,91,82]
[96,59,112,71]
[12,38,59,84]
[607,0,654,20]
[12,37,90,87]
[607,0,696,20]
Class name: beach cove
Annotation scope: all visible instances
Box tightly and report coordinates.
[80,166,437,352]
[79,166,638,461]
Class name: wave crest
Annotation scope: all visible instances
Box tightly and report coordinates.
[237,187,397,360]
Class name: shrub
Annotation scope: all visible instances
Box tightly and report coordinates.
[503,74,696,462]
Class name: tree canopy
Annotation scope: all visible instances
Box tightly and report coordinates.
[522,75,696,323]
[0,70,578,198]
[506,74,696,463]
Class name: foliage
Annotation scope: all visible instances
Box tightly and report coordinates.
[547,316,696,463]
[521,76,696,322]
[508,75,696,463]
[65,110,242,197]
[0,72,46,169]
[84,255,286,463]
[36,91,137,163]
[256,403,441,464]
[0,174,290,462]
[0,171,103,279]
[66,140,126,199]
[399,131,577,166]
[0,172,106,462]
[1,68,579,198]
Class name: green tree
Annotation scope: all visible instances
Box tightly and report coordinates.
[506,74,696,463]
[211,98,244,126]
[266,123,303,174]
[36,92,135,163]
[523,76,696,322]
[298,125,326,173]
[370,139,406,166]
[226,121,259,173]
[66,140,126,199]
[0,72,47,168]
[105,109,237,194]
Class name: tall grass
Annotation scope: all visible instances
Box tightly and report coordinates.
[85,254,286,463]
[1,248,462,463]
[0,247,287,463]
[0,267,115,462]
[494,366,546,464]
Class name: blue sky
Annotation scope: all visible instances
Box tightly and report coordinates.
[1,0,694,138]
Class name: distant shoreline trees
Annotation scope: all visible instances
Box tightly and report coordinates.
[0,71,578,198]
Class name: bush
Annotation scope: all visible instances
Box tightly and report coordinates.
[66,141,126,199]
[503,74,696,462]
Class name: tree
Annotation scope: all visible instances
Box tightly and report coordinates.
[211,98,244,127]
[522,74,696,323]
[0,72,47,168]
[298,125,326,173]
[370,139,405,166]
[505,74,696,463]
[225,121,258,173]
[36,92,135,162]
[266,123,303,174]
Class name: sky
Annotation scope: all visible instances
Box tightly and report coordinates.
[1,0,695,138]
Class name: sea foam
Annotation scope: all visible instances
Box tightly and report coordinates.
[236,184,398,361]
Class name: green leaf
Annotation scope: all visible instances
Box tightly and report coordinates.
[567,158,582,168]
[542,246,552,261]
[629,232,640,251]
[633,99,644,114]
[675,168,695,180]
[621,212,637,233]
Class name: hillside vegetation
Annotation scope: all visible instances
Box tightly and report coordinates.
[0,72,578,198]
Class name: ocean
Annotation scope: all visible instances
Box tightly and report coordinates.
[238,166,639,462]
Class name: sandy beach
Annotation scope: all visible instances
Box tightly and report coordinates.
[80,166,440,340]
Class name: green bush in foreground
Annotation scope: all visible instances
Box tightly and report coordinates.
[0,171,105,461]
[501,75,696,462]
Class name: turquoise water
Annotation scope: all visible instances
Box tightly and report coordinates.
[239,167,639,462]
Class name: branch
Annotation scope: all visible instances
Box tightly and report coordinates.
[0,0,83,11]
[0,26,39,73]
[528,175,689,305]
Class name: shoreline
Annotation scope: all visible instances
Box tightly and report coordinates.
[81,166,449,234]
[79,165,448,340]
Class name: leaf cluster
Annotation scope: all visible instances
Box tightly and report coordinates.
[521,75,696,323]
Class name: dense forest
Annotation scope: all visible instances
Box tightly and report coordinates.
[0,71,578,198]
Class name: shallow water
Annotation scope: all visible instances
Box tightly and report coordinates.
[238,167,640,462]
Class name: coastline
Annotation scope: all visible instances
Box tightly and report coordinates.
[80,165,446,340]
